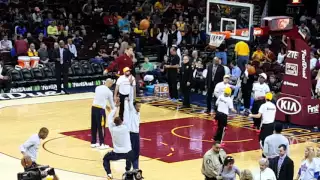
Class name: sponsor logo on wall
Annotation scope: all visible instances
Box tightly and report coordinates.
[308,104,319,114]
[301,49,307,79]
[283,81,298,87]
[285,63,298,76]
[9,79,115,93]
[276,97,302,115]
[286,50,299,59]
[0,91,63,100]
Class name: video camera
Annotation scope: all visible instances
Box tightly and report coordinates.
[17,166,55,180]
[122,169,144,180]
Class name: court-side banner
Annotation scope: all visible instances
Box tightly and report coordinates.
[282,38,311,98]
[8,79,116,93]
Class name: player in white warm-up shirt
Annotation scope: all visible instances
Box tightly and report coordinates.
[91,79,115,149]
[249,92,276,149]
[214,75,235,98]
[251,73,270,131]
[114,67,136,120]
[103,107,133,179]
[214,87,236,143]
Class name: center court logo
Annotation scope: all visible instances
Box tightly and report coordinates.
[283,81,298,87]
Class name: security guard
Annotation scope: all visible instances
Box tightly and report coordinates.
[214,87,237,142]
[202,142,227,180]
[180,55,193,108]
[165,47,180,100]
[249,92,276,147]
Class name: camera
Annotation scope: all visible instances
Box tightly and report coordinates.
[17,166,55,180]
[122,169,144,180]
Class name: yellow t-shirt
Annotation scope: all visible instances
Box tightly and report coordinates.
[47,25,58,36]
[234,41,249,56]
[154,1,163,11]
[252,50,264,61]
[27,49,38,57]
[176,21,185,36]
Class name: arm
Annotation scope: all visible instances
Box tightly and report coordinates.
[188,66,193,83]
[108,92,115,110]
[176,31,182,45]
[123,98,130,125]
[20,137,35,156]
[114,84,119,100]
[106,57,120,72]
[263,138,269,157]
[156,33,162,41]
[73,45,77,57]
[213,84,220,98]
[215,96,220,106]
[107,108,118,129]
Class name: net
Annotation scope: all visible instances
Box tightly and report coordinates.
[209,33,226,47]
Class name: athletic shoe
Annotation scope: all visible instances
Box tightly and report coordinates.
[98,144,110,150]
[90,143,100,148]
[107,174,113,179]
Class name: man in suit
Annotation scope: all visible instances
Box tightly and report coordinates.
[204,57,225,113]
[54,40,72,93]
[269,144,294,180]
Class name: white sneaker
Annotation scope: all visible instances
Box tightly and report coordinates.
[98,144,110,150]
[90,143,100,148]
[107,174,113,179]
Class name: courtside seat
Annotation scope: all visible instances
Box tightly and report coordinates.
[21,69,37,86]
[32,68,49,85]
[81,63,96,81]
[71,64,85,82]
[42,66,56,84]
[91,63,105,80]
[9,69,26,87]
[3,65,14,75]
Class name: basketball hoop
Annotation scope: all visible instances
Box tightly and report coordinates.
[209,31,231,48]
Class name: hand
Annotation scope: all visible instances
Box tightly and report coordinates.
[164,65,167,68]
[187,82,190,86]
[248,114,253,118]
[115,98,120,106]
[106,106,111,112]
[216,176,223,180]
[103,69,108,75]
[231,109,237,113]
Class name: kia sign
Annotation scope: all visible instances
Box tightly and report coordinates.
[276,97,301,115]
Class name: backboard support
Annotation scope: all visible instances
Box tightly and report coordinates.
[206,0,254,41]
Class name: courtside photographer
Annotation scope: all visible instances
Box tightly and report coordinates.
[122,169,144,180]
[18,156,59,180]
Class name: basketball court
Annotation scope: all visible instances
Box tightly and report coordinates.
[1,0,319,179]
[0,93,319,179]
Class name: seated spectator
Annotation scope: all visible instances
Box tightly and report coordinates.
[15,35,28,56]
[110,47,119,59]
[252,46,264,62]
[0,35,13,52]
[67,38,77,59]
[27,43,38,57]
[15,23,27,36]
[38,43,49,64]
[193,60,205,94]
[118,14,130,34]
[277,47,286,65]
[230,61,241,80]
[264,46,276,62]
[88,42,99,58]
[0,62,10,93]
[316,71,320,98]
[26,33,35,44]
[47,21,59,40]
[34,24,47,37]
[140,57,154,73]
[72,31,84,48]
[32,7,42,24]
[44,13,54,27]
[268,75,281,95]
[34,33,44,50]
[311,52,319,70]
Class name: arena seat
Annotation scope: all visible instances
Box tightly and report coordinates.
[8,69,26,87]
[71,64,85,82]
[91,63,105,80]
[81,63,96,81]
[21,69,37,86]
[3,65,14,75]
[31,68,48,85]
[42,66,56,84]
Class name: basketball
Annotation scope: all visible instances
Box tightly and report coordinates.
[21,156,32,168]
[247,65,256,75]
[139,19,150,30]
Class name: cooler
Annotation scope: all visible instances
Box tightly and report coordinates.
[154,83,169,97]
[17,56,31,69]
[30,56,40,68]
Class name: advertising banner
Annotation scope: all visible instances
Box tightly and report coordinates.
[282,38,311,98]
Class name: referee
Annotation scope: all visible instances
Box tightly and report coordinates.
[249,92,276,149]
[103,106,133,179]
[124,97,141,170]
[91,78,115,149]
[214,87,237,142]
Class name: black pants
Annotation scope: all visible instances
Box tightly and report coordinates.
[260,122,275,146]
[0,78,11,93]
[119,93,129,120]
[241,85,252,109]
[126,132,140,170]
[91,106,106,145]
[167,73,178,99]
[55,62,69,93]
[206,82,217,112]
[251,99,265,128]
[103,150,134,175]
[205,176,217,180]
[181,84,190,107]
[193,79,205,93]
[214,112,228,142]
